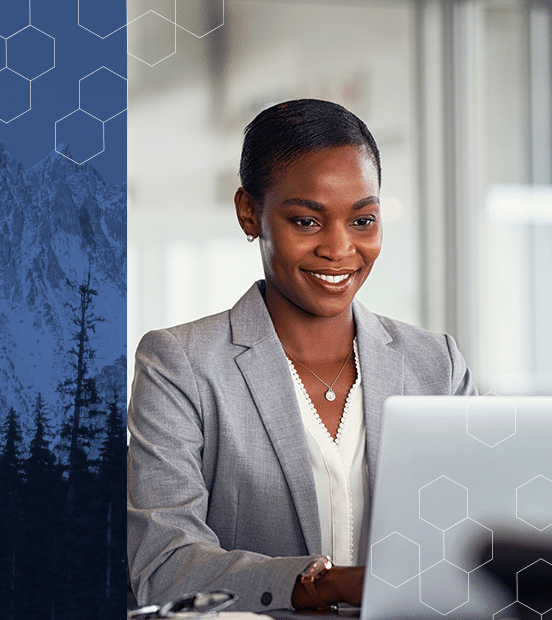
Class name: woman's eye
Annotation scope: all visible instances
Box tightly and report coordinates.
[294,218,317,228]
[353,217,375,228]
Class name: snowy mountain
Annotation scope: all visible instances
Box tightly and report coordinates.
[0,143,126,436]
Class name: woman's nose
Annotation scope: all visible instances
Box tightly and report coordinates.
[315,225,355,261]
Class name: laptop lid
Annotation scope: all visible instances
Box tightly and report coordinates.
[360,395,552,620]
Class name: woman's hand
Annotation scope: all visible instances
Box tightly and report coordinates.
[292,565,365,609]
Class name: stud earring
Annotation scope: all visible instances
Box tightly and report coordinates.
[246,234,255,242]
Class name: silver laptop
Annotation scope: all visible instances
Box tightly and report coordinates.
[360,395,552,620]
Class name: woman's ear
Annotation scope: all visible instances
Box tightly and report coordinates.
[234,187,260,238]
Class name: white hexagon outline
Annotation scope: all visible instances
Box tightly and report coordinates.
[77,0,127,39]
[78,0,224,42]
[0,67,31,123]
[466,391,517,448]
[174,0,225,39]
[443,517,494,573]
[516,475,552,531]
[419,475,469,531]
[493,558,552,618]
[54,108,105,165]
[79,66,127,122]
[370,531,421,588]
[6,24,55,81]
[418,559,471,616]
[516,558,552,615]
[77,0,224,68]
[2,37,6,69]
[492,601,540,620]
[0,0,31,39]
[126,11,177,67]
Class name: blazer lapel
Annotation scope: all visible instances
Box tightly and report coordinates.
[229,284,405,552]
[230,283,322,555]
[353,301,405,499]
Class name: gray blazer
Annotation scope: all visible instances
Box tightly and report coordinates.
[127,281,477,611]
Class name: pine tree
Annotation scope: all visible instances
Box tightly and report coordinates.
[57,268,105,497]
[25,393,58,483]
[0,406,22,498]
[20,394,65,619]
[0,406,24,620]
[56,269,107,619]
[97,389,127,619]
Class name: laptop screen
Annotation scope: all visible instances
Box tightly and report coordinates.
[360,395,552,620]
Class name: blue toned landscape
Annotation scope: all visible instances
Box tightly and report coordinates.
[0,142,126,427]
[0,142,126,619]
[0,0,127,616]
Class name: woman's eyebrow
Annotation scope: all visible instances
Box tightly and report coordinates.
[352,196,380,210]
[281,198,326,211]
[281,196,380,211]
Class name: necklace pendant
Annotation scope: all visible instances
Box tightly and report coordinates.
[325,388,336,402]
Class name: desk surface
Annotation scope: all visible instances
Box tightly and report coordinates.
[268,607,359,620]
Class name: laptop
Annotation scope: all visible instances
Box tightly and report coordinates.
[360,395,552,620]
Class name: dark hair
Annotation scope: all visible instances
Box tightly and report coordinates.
[239,99,381,205]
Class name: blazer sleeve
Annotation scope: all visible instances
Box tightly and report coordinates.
[127,329,314,612]
[445,333,478,396]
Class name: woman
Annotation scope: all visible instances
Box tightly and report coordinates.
[127,99,477,612]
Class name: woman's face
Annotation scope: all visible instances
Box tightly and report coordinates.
[240,144,382,320]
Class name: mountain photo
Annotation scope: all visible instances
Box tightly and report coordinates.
[0,142,126,619]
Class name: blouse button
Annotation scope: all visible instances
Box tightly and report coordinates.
[261,592,273,606]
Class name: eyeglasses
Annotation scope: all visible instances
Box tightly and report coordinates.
[128,590,238,619]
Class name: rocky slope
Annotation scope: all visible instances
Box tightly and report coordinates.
[0,143,126,436]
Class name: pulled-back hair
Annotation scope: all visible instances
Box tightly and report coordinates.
[239,99,381,205]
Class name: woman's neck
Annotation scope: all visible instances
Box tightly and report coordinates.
[263,285,356,365]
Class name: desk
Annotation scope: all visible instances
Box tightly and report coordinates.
[127,536,552,620]
[268,607,358,620]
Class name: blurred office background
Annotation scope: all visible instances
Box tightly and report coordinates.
[128,0,552,396]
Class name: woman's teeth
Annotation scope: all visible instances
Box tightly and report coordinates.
[307,271,350,284]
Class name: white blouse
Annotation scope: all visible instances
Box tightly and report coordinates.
[286,341,369,566]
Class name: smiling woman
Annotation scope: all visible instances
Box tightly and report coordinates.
[235,143,382,440]
[127,99,478,613]
[236,145,382,320]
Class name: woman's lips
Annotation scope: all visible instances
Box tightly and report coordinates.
[304,270,356,284]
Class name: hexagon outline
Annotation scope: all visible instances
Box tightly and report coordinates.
[76,0,224,41]
[444,517,494,573]
[6,25,55,81]
[419,475,469,531]
[492,601,534,620]
[516,558,552,614]
[370,531,421,588]
[174,0,225,39]
[77,0,127,39]
[0,67,31,123]
[516,475,552,531]
[516,601,546,617]
[54,108,105,165]
[127,11,176,67]
[466,391,517,448]
[2,37,6,69]
[78,66,127,122]
[2,24,29,40]
[418,560,471,616]
[0,0,31,38]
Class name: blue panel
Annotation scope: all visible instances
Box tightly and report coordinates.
[0,0,127,616]
[0,1,30,38]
